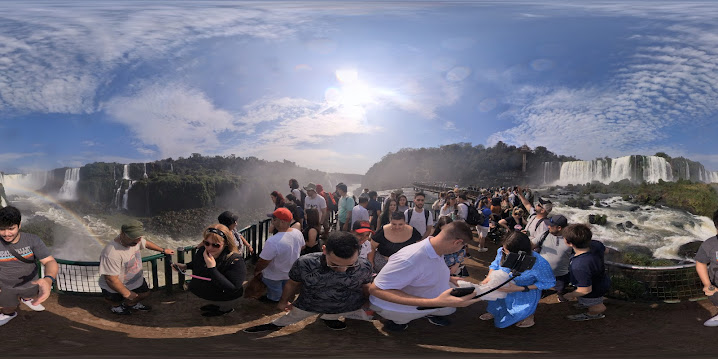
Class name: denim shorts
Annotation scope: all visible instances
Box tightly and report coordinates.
[578,296,605,307]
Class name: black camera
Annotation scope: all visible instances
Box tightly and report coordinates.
[500,251,536,274]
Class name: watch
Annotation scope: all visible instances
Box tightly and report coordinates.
[709,285,716,291]
[522,286,531,292]
[44,275,56,284]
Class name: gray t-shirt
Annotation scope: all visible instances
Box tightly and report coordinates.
[98,236,147,292]
[695,236,718,285]
[0,232,52,289]
[289,253,372,314]
[536,233,573,277]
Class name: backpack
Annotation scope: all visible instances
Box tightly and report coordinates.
[299,189,307,208]
[460,203,485,226]
[533,230,551,252]
[406,208,430,227]
[323,192,338,212]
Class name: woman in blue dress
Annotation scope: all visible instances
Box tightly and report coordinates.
[478,231,555,328]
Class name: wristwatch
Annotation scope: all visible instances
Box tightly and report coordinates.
[522,286,531,292]
[709,285,716,291]
[44,275,56,284]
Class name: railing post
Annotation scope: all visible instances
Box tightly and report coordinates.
[163,253,172,294]
[177,248,186,285]
[150,258,159,289]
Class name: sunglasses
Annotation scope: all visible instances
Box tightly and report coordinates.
[203,241,222,248]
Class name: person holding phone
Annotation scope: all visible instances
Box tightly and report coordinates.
[478,231,555,328]
[173,224,246,317]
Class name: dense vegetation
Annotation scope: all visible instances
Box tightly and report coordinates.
[362,142,575,190]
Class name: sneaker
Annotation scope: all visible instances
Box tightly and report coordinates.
[258,295,279,304]
[426,315,451,326]
[322,319,347,330]
[458,266,470,277]
[242,323,282,333]
[0,312,18,326]
[567,313,605,321]
[383,320,409,332]
[477,247,489,253]
[200,304,220,312]
[704,313,718,327]
[129,302,152,311]
[111,305,132,315]
[557,294,569,303]
[21,298,45,311]
[201,308,234,317]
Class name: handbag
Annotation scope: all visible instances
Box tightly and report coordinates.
[243,273,267,299]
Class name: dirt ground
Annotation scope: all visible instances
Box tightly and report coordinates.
[5,238,718,359]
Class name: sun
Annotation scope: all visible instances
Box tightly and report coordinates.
[327,69,375,107]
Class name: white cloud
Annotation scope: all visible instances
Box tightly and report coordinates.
[0,152,45,164]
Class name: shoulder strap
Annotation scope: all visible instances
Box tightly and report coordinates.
[0,239,36,263]
[424,209,430,225]
[407,208,413,224]
[534,217,548,232]
[535,230,551,252]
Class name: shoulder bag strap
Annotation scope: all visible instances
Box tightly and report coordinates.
[0,239,36,263]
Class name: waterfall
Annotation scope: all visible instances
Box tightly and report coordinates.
[554,155,677,185]
[170,163,173,172]
[57,168,81,201]
[114,184,123,209]
[122,165,129,180]
[143,163,148,179]
[0,171,50,193]
[685,160,690,180]
[643,156,672,183]
[122,180,135,210]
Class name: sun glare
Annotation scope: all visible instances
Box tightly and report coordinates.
[329,69,375,107]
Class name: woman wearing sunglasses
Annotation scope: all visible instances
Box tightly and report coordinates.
[172,224,246,317]
[498,208,527,232]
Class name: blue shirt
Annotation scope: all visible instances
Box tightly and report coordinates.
[569,240,610,298]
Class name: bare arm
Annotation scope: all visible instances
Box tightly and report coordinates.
[143,240,174,255]
[32,256,59,305]
[696,262,718,296]
[278,279,302,311]
[367,240,379,267]
[517,187,533,211]
[104,275,134,299]
[498,218,509,230]
[254,258,271,276]
[368,283,480,308]
[306,228,318,248]
[238,234,254,254]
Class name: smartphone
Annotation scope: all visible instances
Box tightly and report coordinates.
[450,287,476,297]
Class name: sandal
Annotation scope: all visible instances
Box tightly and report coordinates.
[515,319,535,328]
[479,313,494,321]
[567,313,605,321]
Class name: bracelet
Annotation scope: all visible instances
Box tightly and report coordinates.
[44,275,56,284]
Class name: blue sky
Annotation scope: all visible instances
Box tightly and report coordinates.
[1,1,718,174]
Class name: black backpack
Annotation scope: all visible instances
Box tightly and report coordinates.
[299,189,307,208]
[406,208,430,227]
[461,203,485,226]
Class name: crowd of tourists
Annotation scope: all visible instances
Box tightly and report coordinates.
[2,180,718,330]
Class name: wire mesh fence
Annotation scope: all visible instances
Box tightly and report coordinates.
[606,261,704,302]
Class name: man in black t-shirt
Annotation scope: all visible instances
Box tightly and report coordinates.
[243,231,373,333]
[562,223,610,321]
[695,209,718,327]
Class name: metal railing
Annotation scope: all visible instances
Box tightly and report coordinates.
[605,260,705,302]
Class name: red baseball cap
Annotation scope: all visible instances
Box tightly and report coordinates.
[352,220,374,234]
[268,208,293,222]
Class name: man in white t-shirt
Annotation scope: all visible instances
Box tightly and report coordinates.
[303,182,328,223]
[254,208,306,303]
[98,220,174,315]
[368,221,480,331]
[352,220,374,260]
[351,196,370,224]
[404,192,434,239]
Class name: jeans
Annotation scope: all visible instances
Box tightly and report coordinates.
[261,277,287,301]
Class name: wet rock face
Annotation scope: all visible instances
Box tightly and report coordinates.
[677,241,703,258]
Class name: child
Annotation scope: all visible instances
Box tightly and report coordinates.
[562,223,610,321]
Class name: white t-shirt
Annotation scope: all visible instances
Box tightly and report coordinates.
[259,228,305,280]
[526,209,549,243]
[359,240,372,259]
[351,205,370,223]
[291,188,301,202]
[304,195,327,222]
[369,238,450,313]
[404,207,434,235]
[457,201,472,221]
[98,237,147,292]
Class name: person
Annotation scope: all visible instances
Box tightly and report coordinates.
[432,192,446,218]
[475,196,493,252]
[98,220,174,315]
[303,183,327,225]
[478,231,555,328]
[397,194,409,214]
[301,208,322,255]
[439,192,458,219]
[695,209,718,326]
[532,215,572,301]
[243,231,373,333]
[368,221,481,331]
[283,201,303,232]
[498,207,527,232]
[0,206,59,326]
[434,217,467,277]
[288,178,302,206]
[456,192,472,221]
[316,184,336,239]
[404,192,434,239]
[369,212,423,273]
[270,191,286,210]
[336,183,355,231]
[253,208,306,303]
[217,211,253,255]
[173,224,246,317]
[379,198,397,227]
[352,220,374,260]
[367,191,382,231]
[517,187,552,242]
[351,196,370,224]
[562,224,610,321]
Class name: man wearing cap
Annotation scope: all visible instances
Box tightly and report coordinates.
[352,220,374,260]
[533,214,573,301]
[517,187,552,243]
[303,182,328,224]
[98,220,174,315]
[253,208,306,303]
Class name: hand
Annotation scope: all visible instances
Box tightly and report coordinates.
[433,287,482,308]
[172,263,187,272]
[277,301,293,312]
[497,282,521,293]
[448,276,461,286]
[161,248,175,255]
[124,291,139,301]
[248,247,255,254]
[703,285,718,296]
[203,248,216,268]
[30,277,53,305]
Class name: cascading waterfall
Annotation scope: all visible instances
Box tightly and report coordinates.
[122,164,129,180]
[549,155,675,185]
[0,171,50,192]
[143,163,148,179]
[57,168,81,201]
[122,180,135,210]
[114,185,123,209]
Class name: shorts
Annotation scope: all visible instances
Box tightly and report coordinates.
[0,285,39,308]
[477,226,489,237]
[101,279,150,303]
[578,296,605,308]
